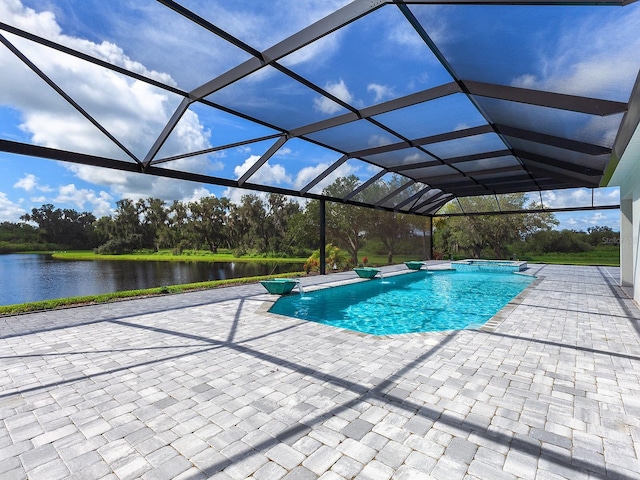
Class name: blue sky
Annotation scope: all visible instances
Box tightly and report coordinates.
[1,0,636,231]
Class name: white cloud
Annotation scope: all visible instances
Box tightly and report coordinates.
[61,162,206,208]
[407,6,450,46]
[388,24,424,50]
[593,187,620,205]
[511,9,640,100]
[313,79,354,114]
[0,191,27,222]
[367,83,395,103]
[13,173,37,192]
[275,147,293,157]
[367,163,384,174]
[53,183,113,216]
[293,162,332,191]
[555,210,620,232]
[541,187,622,215]
[159,110,211,158]
[200,1,350,53]
[233,155,292,186]
[539,190,557,208]
[236,145,252,155]
[222,186,257,205]
[234,155,259,179]
[0,1,174,86]
[183,187,214,203]
[570,189,590,203]
[12,173,53,193]
[295,161,358,194]
[548,187,621,231]
[368,134,393,147]
[400,152,426,166]
[279,33,342,69]
[0,1,215,213]
[385,14,434,54]
[406,72,433,93]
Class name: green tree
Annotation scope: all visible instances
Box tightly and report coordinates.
[101,198,144,252]
[406,216,432,260]
[434,193,558,259]
[284,200,320,255]
[0,221,40,243]
[167,200,190,254]
[524,229,592,254]
[366,176,419,264]
[188,196,230,253]
[587,225,618,247]
[20,204,96,248]
[323,175,371,265]
[231,194,277,254]
[20,204,63,244]
[0,221,42,252]
[93,216,115,248]
[227,201,250,253]
[266,193,301,254]
[112,199,141,240]
[140,198,169,251]
[369,209,413,264]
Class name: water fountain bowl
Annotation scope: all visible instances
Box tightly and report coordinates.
[260,278,299,294]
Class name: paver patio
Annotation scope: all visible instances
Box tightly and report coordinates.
[1,263,639,479]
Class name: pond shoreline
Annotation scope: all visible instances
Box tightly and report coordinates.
[0,271,304,316]
[0,253,304,309]
[50,250,308,263]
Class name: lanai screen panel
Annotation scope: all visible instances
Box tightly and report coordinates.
[0,0,638,217]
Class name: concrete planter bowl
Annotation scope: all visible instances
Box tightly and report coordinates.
[260,278,298,295]
[353,267,380,279]
[404,261,425,270]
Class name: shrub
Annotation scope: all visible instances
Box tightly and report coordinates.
[95,234,142,254]
[306,243,349,273]
[524,230,592,254]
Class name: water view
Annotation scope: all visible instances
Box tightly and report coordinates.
[0,254,302,306]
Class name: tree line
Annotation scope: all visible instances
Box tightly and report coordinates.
[433,194,619,259]
[1,174,619,265]
[2,175,435,264]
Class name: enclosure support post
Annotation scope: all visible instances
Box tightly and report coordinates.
[320,199,326,275]
[429,216,433,260]
[620,197,633,289]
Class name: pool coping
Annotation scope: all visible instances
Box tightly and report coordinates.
[257,267,540,337]
[257,269,436,339]
[478,272,542,332]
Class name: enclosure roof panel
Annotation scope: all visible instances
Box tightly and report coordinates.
[1,0,638,216]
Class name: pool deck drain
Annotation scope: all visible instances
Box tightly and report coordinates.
[1,263,640,479]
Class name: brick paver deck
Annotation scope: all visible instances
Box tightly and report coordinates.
[1,263,639,479]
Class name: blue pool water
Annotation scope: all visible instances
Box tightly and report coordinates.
[452,259,527,273]
[269,270,535,335]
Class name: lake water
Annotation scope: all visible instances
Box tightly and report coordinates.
[0,254,302,306]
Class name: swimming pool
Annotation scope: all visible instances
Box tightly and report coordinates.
[452,259,527,273]
[268,270,535,335]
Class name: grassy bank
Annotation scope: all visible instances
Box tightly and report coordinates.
[51,249,618,267]
[521,248,619,266]
[52,249,307,263]
[52,249,423,267]
[0,272,304,316]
